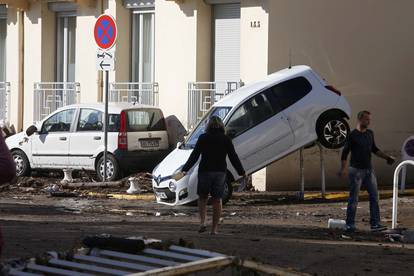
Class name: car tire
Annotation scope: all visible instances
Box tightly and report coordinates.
[222,174,234,205]
[11,150,31,177]
[317,116,350,149]
[96,154,120,182]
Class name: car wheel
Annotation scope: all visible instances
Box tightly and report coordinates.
[317,116,350,149]
[12,150,31,177]
[222,175,234,205]
[96,154,120,182]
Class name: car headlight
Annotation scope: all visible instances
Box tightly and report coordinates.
[169,181,177,192]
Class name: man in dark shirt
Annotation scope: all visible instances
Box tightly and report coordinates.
[182,116,245,234]
[339,110,395,232]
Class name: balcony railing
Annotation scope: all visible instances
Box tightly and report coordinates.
[34,82,80,121]
[0,82,10,124]
[109,82,159,107]
[187,81,242,130]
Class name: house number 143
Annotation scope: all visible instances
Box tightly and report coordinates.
[250,21,261,28]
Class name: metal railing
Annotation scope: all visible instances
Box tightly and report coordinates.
[109,82,159,107]
[187,81,242,130]
[392,160,414,229]
[0,81,10,124]
[34,82,80,121]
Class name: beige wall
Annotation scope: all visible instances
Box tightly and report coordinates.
[155,0,201,126]
[265,0,414,190]
[5,7,22,130]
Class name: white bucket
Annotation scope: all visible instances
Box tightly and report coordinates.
[328,219,346,230]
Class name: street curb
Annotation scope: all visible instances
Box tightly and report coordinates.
[304,189,414,201]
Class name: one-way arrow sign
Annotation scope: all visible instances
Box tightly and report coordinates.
[96,49,115,71]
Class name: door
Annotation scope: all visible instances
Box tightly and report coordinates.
[32,108,76,168]
[56,15,76,83]
[213,3,240,91]
[226,91,294,173]
[69,108,104,169]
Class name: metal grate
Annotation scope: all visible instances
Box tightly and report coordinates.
[0,81,10,123]
[7,243,231,276]
[110,82,159,107]
[187,81,242,130]
[33,82,80,122]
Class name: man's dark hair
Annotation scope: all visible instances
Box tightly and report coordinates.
[357,110,371,120]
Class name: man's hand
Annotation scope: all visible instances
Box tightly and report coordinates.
[337,168,346,178]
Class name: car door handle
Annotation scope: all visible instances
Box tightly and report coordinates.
[94,136,101,140]
[59,137,67,141]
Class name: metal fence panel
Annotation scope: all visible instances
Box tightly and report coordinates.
[0,81,10,124]
[33,82,80,121]
[187,81,242,130]
[109,82,159,107]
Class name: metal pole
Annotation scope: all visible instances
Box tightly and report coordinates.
[319,143,326,198]
[299,148,304,200]
[392,160,414,229]
[103,71,109,182]
[400,166,407,193]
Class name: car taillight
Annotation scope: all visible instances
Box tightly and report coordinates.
[325,85,341,96]
[118,111,128,150]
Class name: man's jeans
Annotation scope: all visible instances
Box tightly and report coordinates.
[346,167,381,228]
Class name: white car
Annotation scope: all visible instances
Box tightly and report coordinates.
[152,65,351,205]
[6,103,170,181]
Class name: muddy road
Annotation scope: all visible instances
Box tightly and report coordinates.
[1,193,414,275]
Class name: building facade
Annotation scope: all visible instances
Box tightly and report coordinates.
[0,0,413,190]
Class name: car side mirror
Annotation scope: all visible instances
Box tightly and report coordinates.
[26,125,38,136]
[176,142,182,148]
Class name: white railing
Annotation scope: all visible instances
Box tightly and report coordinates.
[187,81,242,130]
[392,160,414,229]
[34,82,80,121]
[109,82,159,107]
[0,81,10,124]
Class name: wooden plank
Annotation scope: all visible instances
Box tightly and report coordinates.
[169,245,224,258]
[142,248,203,262]
[26,264,94,276]
[99,250,181,267]
[127,256,234,276]
[49,258,129,276]
[238,260,310,276]
[74,254,157,271]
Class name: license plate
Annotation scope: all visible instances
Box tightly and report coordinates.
[140,139,159,148]
[156,192,168,199]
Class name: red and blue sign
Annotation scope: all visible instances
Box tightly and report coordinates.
[94,14,117,50]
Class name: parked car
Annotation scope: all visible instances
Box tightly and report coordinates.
[152,65,351,205]
[6,103,170,181]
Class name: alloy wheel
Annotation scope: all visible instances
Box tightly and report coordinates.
[323,120,348,146]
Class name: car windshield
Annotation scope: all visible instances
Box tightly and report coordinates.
[185,106,232,148]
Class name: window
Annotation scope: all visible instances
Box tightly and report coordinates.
[42,109,75,133]
[226,93,273,138]
[77,109,103,131]
[132,10,155,82]
[186,107,231,147]
[267,77,312,111]
[56,15,76,82]
[126,109,165,132]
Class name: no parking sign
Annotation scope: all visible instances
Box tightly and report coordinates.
[94,15,117,71]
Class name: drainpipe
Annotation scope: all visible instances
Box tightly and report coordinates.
[17,9,24,131]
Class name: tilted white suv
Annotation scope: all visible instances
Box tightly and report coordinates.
[153,65,351,205]
[6,103,170,181]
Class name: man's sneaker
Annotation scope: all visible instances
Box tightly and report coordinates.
[371,224,387,232]
[345,225,356,233]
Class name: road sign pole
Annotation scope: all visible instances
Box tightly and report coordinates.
[103,71,109,182]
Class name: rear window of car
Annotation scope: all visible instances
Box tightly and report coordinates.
[126,109,166,132]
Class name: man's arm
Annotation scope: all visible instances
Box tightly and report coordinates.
[0,134,16,185]
[339,135,351,177]
[370,131,395,165]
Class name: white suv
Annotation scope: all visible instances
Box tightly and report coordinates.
[153,65,351,205]
[6,103,170,181]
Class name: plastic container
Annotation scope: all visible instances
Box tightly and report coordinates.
[328,219,346,230]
